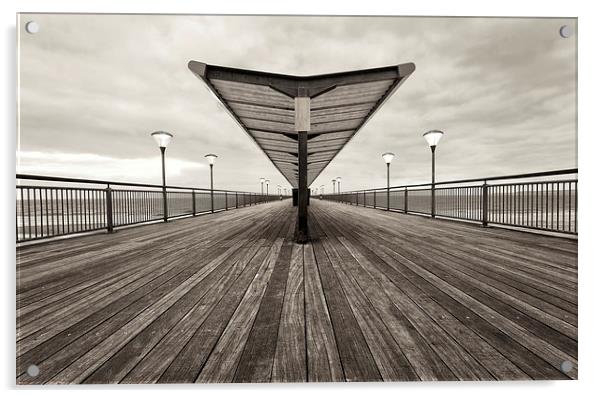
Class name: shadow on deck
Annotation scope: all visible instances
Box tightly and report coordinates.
[16,199,577,383]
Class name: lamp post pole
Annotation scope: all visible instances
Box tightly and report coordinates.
[387,162,390,210]
[430,145,435,217]
[160,147,167,222]
[210,163,214,212]
[204,154,218,213]
[337,177,341,194]
[423,130,444,219]
[266,180,270,197]
[382,152,395,211]
[151,131,173,223]
[332,179,336,194]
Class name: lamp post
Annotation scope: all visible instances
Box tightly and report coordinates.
[204,154,218,213]
[260,177,265,197]
[337,177,341,194]
[151,131,173,222]
[423,130,444,218]
[382,152,395,211]
[266,179,270,196]
[332,179,336,194]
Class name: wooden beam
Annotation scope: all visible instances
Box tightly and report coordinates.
[295,97,311,131]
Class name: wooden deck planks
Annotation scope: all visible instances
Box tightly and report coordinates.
[271,243,307,382]
[303,244,344,382]
[312,201,577,380]
[16,199,577,384]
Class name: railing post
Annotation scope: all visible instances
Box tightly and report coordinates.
[364,191,366,207]
[192,190,196,216]
[482,180,489,227]
[431,185,435,219]
[105,184,113,233]
[386,187,390,211]
[373,191,376,209]
[235,192,238,208]
[404,187,408,214]
[356,192,359,206]
[225,192,228,211]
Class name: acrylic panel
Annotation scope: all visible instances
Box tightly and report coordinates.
[16,14,577,384]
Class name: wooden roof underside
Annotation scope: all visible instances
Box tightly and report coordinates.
[188,61,415,188]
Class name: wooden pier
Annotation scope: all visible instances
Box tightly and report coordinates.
[16,199,577,383]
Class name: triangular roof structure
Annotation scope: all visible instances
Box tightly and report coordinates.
[188,61,415,188]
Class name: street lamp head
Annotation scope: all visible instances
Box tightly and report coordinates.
[336,177,342,182]
[204,154,218,165]
[332,179,336,183]
[260,177,265,184]
[266,179,270,184]
[151,131,173,148]
[423,130,444,148]
[382,152,395,164]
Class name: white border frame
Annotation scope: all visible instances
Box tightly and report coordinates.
[3,1,599,397]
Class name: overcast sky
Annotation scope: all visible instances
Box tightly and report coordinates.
[17,14,576,192]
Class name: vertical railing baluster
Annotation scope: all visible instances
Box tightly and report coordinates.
[556,182,560,231]
[26,188,32,239]
[575,181,579,232]
[192,190,196,216]
[545,183,549,229]
[33,188,39,238]
[106,185,113,233]
[20,188,25,241]
[536,183,540,228]
[561,181,566,231]
[482,181,488,227]
[568,182,572,232]
[44,188,50,237]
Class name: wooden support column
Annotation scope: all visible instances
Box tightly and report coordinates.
[295,94,310,243]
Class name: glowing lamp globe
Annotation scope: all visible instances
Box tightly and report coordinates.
[151,131,173,148]
[423,130,444,147]
[382,152,395,164]
[204,153,218,165]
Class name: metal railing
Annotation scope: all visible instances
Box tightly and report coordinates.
[16,174,282,243]
[321,169,577,235]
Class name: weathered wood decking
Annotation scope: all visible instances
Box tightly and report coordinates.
[16,199,578,384]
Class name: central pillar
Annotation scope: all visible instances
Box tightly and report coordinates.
[295,93,310,243]
[297,131,308,242]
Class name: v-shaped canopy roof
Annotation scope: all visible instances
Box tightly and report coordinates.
[188,61,415,188]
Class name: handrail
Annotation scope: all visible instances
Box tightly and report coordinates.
[15,174,262,195]
[333,168,578,194]
[16,174,285,244]
[322,168,578,235]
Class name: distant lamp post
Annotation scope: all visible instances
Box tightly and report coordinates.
[266,179,270,196]
[337,177,342,194]
[382,152,395,211]
[332,179,336,194]
[260,177,265,196]
[204,154,218,213]
[423,130,444,218]
[151,131,173,222]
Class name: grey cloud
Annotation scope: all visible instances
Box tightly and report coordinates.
[18,14,576,192]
